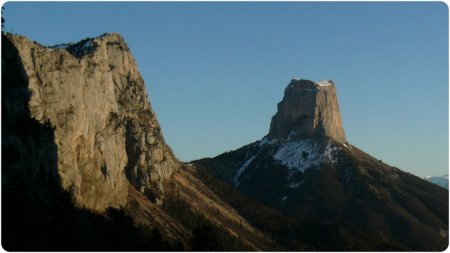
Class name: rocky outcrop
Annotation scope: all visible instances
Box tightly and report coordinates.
[268,79,347,144]
[3,33,274,250]
[194,78,448,251]
[5,31,448,250]
[6,33,179,211]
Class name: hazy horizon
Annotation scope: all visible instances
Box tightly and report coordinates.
[3,1,448,178]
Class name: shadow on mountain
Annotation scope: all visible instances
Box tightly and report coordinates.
[193,142,449,251]
[1,34,177,251]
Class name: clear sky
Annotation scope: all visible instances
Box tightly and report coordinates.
[3,2,448,178]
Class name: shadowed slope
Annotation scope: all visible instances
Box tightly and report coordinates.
[193,78,448,251]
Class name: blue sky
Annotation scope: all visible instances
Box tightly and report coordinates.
[3,2,448,177]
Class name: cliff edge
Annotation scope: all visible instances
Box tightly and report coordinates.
[6,33,179,211]
[268,78,347,144]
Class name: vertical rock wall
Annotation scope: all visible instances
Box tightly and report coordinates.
[268,79,347,143]
[7,33,179,211]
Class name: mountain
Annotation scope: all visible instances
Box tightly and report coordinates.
[268,79,347,143]
[425,175,449,189]
[194,79,449,250]
[5,33,178,212]
[2,33,275,251]
[3,32,448,251]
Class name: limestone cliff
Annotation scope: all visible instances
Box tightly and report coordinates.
[194,77,448,251]
[268,79,347,143]
[7,33,179,211]
[4,32,447,251]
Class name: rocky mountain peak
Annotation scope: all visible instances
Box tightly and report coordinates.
[268,78,347,144]
[5,33,179,211]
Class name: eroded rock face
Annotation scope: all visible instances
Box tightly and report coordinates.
[268,79,347,143]
[7,33,179,211]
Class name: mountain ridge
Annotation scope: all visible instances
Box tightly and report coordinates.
[193,78,448,250]
[2,32,448,251]
[2,32,274,250]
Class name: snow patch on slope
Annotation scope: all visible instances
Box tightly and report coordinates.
[50,43,74,49]
[258,136,278,147]
[82,40,93,49]
[234,155,257,186]
[316,80,333,86]
[323,141,338,163]
[274,139,337,171]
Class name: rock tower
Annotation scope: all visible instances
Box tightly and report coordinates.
[268,78,347,143]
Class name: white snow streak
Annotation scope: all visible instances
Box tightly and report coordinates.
[258,136,278,147]
[234,155,256,185]
[82,40,93,48]
[316,80,332,86]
